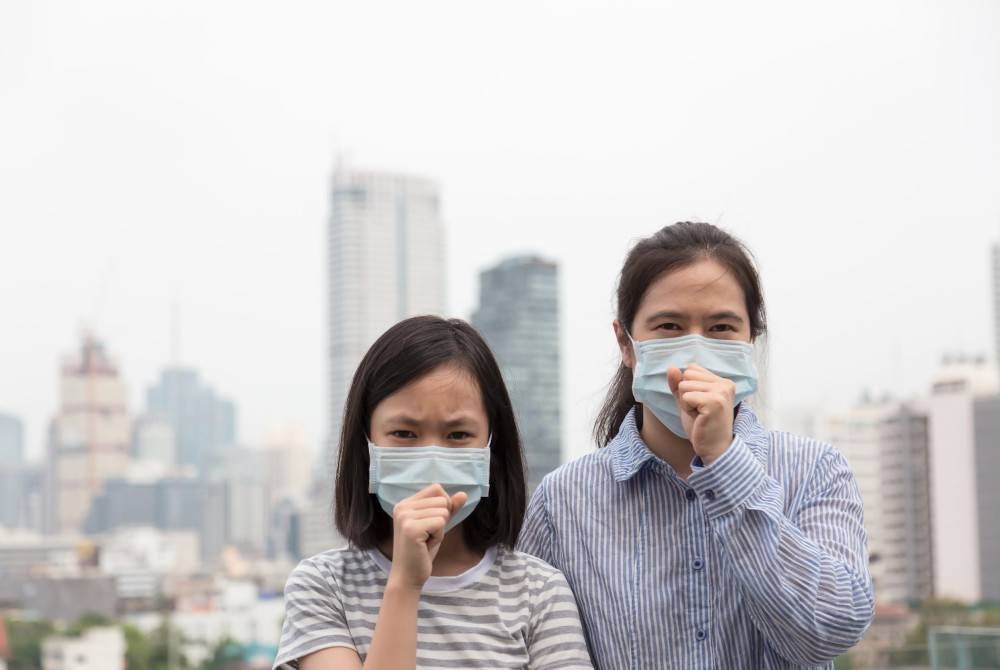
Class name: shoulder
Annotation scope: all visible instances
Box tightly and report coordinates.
[284,546,372,594]
[766,429,846,471]
[497,548,568,587]
[764,429,856,501]
[535,448,615,495]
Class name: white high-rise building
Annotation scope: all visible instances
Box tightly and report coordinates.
[45,334,132,534]
[824,398,932,604]
[926,356,1000,602]
[327,168,446,464]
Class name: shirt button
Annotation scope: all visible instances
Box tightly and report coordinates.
[693,558,704,571]
[704,489,716,501]
[696,629,707,641]
[685,488,696,501]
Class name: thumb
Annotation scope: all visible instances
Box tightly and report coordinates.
[450,491,469,516]
[667,367,683,397]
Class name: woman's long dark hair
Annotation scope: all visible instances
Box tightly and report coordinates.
[593,222,768,446]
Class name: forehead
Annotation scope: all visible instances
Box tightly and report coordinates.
[638,258,747,315]
[373,364,486,418]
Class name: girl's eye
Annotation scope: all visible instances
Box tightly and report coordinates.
[390,430,417,439]
[447,431,473,441]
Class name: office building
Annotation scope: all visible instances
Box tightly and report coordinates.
[45,334,131,534]
[146,368,236,477]
[0,413,23,468]
[473,256,561,492]
[926,356,1000,602]
[327,168,445,466]
[824,398,932,604]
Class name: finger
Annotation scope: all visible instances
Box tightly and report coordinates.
[677,379,718,393]
[449,491,469,516]
[680,390,729,414]
[397,508,451,522]
[401,516,447,541]
[397,496,451,512]
[406,483,449,501]
[667,367,684,397]
[681,365,722,382]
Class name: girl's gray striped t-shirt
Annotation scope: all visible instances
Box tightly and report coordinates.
[273,545,594,670]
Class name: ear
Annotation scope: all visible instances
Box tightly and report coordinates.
[612,320,635,370]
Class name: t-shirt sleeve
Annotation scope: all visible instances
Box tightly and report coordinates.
[526,570,594,670]
[272,558,357,670]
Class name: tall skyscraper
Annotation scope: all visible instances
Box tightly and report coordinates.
[45,334,132,534]
[0,412,23,467]
[146,368,236,477]
[824,398,933,604]
[473,256,561,492]
[926,356,1000,602]
[327,168,446,463]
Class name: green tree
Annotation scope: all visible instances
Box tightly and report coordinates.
[7,619,55,670]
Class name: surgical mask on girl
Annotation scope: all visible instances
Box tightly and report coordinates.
[629,333,758,438]
[368,439,492,532]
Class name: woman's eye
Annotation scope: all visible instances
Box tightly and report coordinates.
[390,430,417,439]
[709,324,736,332]
[655,323,681,331]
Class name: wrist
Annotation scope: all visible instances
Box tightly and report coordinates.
[697,435,735,465]
[386,570,425,596]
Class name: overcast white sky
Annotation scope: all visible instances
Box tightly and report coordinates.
[2,0,998,466]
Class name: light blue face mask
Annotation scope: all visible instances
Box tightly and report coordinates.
[629,333,758,439]
[368,439,491,533]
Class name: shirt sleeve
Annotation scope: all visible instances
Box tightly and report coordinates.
[527,571,595,670]
[518,477,556,564]
[688,437,875,666]
[272,557,357,670]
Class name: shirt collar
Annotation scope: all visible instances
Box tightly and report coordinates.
[609,403,769,482]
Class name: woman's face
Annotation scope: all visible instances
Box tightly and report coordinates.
[615,258,751,368]
[369,363,490,448]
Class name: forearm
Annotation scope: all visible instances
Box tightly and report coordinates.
[711,500,873,663]
[364,581,421,670]
[690,440,873,664]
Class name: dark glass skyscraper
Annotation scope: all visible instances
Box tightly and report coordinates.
[473,256,561,492]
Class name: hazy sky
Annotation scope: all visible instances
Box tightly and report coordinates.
[2,0,998,466]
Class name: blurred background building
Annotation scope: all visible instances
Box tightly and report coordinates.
[44,335,131,535]
[327,168,446,465]
[473,255,562,492]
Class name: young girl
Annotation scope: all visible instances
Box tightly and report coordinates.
[273,316,593,670]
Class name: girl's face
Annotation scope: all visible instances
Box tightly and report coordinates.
[614,258,751,367]
[370,363,490,448]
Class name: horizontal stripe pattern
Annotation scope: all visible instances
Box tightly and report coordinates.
[517,406,874,669]
[273,546,594,669]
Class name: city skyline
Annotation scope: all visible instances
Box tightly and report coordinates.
[2,1,998,469]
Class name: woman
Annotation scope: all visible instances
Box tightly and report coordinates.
[518,222,874,669]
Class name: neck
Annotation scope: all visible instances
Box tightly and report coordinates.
[379,526,484,577]
[639,406,695,479]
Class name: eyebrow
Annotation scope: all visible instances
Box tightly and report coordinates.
[644,310,745,324]
[707,310,745,323]
[380,414,480,429]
